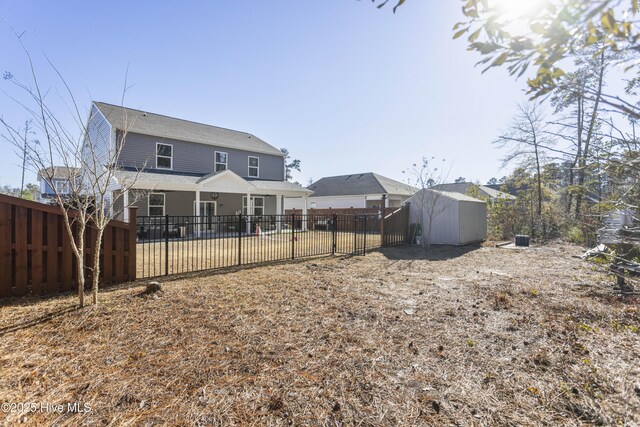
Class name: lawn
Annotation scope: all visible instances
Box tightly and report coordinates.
[0,243,638,425]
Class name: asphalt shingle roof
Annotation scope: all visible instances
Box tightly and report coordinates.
[115,170,312,194]
[94,102,284,157]
[38,166,79,180]
[308,173,416,197]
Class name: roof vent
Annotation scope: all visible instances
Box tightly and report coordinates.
[142,112,147,117]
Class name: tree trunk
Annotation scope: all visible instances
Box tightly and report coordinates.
[92,227,105,305]
[575,51,605,219]
[567,93,584,216]
[75,223,86,307]
[532,135,545,237]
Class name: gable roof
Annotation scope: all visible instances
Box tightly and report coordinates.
[38,166,79,180]
[114,168,312,196]
[308,173,416,197]
[431,182,516,200]
[93,102,284,157]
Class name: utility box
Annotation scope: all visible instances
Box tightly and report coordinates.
[515,235,530,247]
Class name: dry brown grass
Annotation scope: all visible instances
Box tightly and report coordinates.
[0,243,639,426]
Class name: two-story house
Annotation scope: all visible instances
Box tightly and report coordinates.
[85,102,312,224]
[38,166,79,199]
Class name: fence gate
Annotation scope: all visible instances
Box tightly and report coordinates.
[381,204,410,247]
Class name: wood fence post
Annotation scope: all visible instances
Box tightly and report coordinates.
[0,203,11,297]
[128,206,138,281]
[380,211,385,247]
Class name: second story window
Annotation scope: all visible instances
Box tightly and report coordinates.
[248,156,259,178]
[215,151,228,172]
[55,180,70,194]
[156,143,173,169]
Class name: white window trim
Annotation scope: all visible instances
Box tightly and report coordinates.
[242,196,264,215]
[248,156,259,178]
[148,192,165,216]
[54,180,70,194]
[156,142,173,170]
[215,151,228,172]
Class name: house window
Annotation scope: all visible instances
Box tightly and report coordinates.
[54,180,70,194]
[148,193,165,216]
[156,143,173,169]
[248,156,259,178]
[242,196,264,216]
[215,151,228,172]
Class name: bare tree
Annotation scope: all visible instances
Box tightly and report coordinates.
[403,157,450,250]
[494,102,555,238]
[550,48,608,218]
[18,120,33,197]
[1,36,142,306]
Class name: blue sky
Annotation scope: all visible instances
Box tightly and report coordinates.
[0,0,530,187]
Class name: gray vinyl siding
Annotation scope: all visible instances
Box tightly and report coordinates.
[83,105,115,212]
[132,191,276,217]
[111,189,124,219]
[40,178,75,197]
[83,105,112,173]
[264,196,276,215]
[40,179,60,195]
[214,193,243,216]
[119,132,285,180]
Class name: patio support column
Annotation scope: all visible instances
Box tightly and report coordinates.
[302,195,308,231]
[246,192,252,235]
[276,194,282,233]
[123,189,130,221]
[195,189,201,237]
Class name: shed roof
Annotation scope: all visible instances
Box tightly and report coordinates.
[432,182,516,200]
[93,102,284,157]
[308,173,416,197]
[406,188,486,204]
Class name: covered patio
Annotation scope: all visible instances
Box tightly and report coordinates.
[113,169,313,238]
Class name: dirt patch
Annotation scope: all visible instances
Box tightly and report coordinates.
[0,243,638,425]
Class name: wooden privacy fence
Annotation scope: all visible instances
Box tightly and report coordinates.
[0,194,137,298]
[286,207,399,233]
[382,204,411,246]
[286,207,398,216]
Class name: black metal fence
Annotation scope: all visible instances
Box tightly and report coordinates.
[136,210,408,279]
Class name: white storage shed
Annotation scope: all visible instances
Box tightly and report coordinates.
[406,189,487,245]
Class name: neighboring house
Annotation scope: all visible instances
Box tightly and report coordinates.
[285,172,416,210]
[407,189,487,245]
[38,166,79,199]
[484,183,522,197]
[431,182,516,203]
[82,102,312,223]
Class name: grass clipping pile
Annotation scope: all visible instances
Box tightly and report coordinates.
[0,243,639,425]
